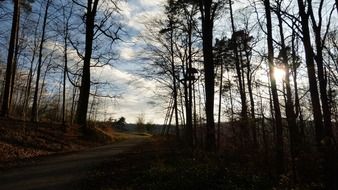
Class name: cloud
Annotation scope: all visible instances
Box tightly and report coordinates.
[91,64,165,123]
[120,46,135,60]
[47,38,165,124]
[120,0,165,33]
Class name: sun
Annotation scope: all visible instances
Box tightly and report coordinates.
[273,67,286,81]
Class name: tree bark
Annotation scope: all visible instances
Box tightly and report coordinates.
[75,0,99,127]
[1,0,20,117]
[31,0,51,122]
[309,0,334,138]
[229,0,249,147]
[275,4,299,180]
[199,0,216,151]
[263,0,284,174]
[296,0,324,145]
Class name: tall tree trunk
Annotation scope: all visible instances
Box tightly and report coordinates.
[70,83,78,124]
[31,0,51,122]
[309,2,337,188]
[1,0,20,117]
[291,29,305,138]
[169,21,180,139]
[186,16,193,147]
[296,0,324,145]
[23,9,42,120]
[75,0,99,127]
[199,0,216,150]
[309,2,334,138]
[246,51,258,149]
[217,60,223,149]
[263,0,284,174]
[229,0,248,147]
[63,35,67,125]
[9,11,21,114]
[275,5,299,181]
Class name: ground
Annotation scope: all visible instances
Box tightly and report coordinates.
[0,118,130,169]
[0,137,148,190]
[79,137,277,190]
[0,119,331,190]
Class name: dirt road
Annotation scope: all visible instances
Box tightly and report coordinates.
[0,137,147,190]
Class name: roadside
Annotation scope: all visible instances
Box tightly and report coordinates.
[0,118,132,169]
[0,136,148,190]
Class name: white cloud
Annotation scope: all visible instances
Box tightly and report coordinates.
[120,46,135,60]
[91,65,165,124]
[139,0,166,6]
[119,0,165,32]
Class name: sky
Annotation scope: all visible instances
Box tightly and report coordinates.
[88,0,337,124]
[1,0,327,124]
[0,0,167,124]
[93,0,167,124]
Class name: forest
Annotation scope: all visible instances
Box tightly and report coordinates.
[0,0,338,189]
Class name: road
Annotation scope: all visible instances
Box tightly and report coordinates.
[0,137,147,190]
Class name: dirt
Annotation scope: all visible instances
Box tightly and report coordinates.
[0,136,148,190]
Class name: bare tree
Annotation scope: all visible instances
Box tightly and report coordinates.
[1,0,20,117]
[263,0,284,174]
[31,0,52,122]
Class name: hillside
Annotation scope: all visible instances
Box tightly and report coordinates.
[0,118,123,168]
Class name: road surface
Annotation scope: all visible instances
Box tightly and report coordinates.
[0,137,147,190]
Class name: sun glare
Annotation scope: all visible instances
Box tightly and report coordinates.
[273,67,286,81]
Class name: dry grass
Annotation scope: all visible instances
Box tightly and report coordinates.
[0,118,122,168]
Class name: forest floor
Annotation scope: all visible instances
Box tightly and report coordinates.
[0,118,133,169]
[79,137,276,190]
[79,136,328,190]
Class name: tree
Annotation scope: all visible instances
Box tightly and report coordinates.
[31,0,52,122]
[74,0,121,128]
[136,113,145,129]
[74,0,100,127]
[113,117,126,129]
[162,0,180,138]
[197,0,221,151]
[273,0,300,178]
[1,0,20,117]
[296,0,324,146]
[309,0,335,139]
[229,0,248,147]
[263,0,284,174]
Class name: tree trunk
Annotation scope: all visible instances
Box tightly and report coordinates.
[23,10,42,120]
[169,21,180,139]
[31,0,51,122]
[291,29,305,138]
[310,11,334,138]
[246,53,258,149]
[75,0,100,127]
[275,6,299,181]
[9,11,21,114]
[263,0,284,174]
[1,0,20,117]
[186,16,194,147]
[229,0,248,147]
[217,60,223,149]
[296,0,324,145]
[199,0,216,151]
